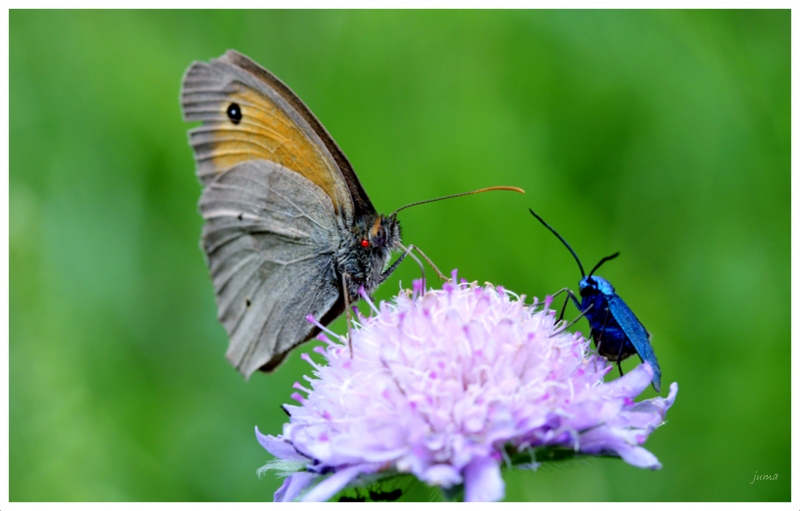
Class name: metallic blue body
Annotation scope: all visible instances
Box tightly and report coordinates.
[571,275,661,392]
[529,209,661,393]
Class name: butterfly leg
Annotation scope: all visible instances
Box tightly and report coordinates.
[408,245,446,281]
[384,243,446,285]
[385,243,424,284]
[377,243,445,295]
[342,272,354,359]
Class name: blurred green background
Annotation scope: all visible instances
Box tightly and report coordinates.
[9,10,789,502]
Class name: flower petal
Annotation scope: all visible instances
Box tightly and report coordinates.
[422,464,462,487]
[630,382,679,416]
[463,456,504,502]
[274,471,318,502]
[616,444,662,470]
[256,426,308,462]
[601,362,654,398]
[300,464,375,502]
[257,279,677,501]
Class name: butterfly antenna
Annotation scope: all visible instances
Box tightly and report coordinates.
[588,252,620,277]
[529,209,586,278]
[392,186,524,216]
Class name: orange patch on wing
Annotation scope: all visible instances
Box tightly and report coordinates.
[204,85,341,209]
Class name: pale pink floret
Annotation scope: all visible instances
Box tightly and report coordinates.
[257,273,678,502]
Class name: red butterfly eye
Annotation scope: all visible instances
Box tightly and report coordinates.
[360,239,370,248]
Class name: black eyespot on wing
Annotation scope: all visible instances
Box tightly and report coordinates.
[245,298,251,308]
[227,102,242,124]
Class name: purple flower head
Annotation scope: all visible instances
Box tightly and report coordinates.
[257,272,678,502]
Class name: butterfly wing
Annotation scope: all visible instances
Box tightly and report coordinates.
[180,51,380,377]
[607,294,661,392]
[200,160,343,378]
[181,50,375,220]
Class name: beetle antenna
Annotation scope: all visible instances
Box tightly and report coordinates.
[392,186,524,216]
[588,252,620,277]
[529,209,586,278]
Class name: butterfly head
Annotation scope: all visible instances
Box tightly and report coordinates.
[339,213,402,297]
[364,214,400,250]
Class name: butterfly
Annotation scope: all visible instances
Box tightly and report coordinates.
[181,51,522,379]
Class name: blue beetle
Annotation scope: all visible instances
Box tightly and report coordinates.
[529,209,661,392]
